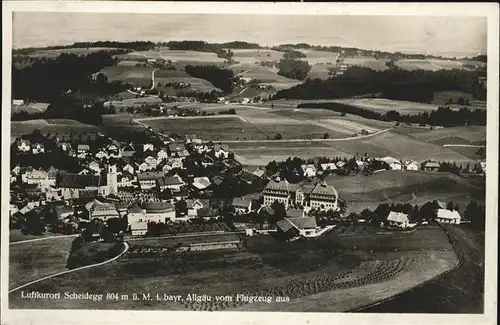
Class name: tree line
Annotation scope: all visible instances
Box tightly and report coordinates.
[297,102,486,127]
[275,66,486,102]
[277,58,312,80]
[164,40,260,52]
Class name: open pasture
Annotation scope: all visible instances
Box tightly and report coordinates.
[20,47,122,59]
[230,49,284,64]
[328,98,438,114]
[9,225,457,312]
[98,66,153,87]
[408,126,486,145]
[297,50,340,65]
[307,63,335,80]
[106,95,163,109]
[11,119,99,139]
[231,130,476,166]
[228,63,298,83]
[395,59,464,71]
[11,102,50,115]
[9,236,74,289]
[342,56,389,71]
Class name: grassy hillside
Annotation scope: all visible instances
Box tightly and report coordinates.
[11,119,100,140]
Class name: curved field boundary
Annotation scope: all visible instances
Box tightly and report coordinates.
[349,222,463,312]
[10,234,79,245]
[8,242,130,294]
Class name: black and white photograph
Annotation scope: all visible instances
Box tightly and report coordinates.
[1,2,498,325]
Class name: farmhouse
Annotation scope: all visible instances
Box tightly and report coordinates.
[31,143,45,154]
[156,174,185,191]
[252,168,266,178]
[301,164,317,178]
[144,156,159,168]
[336,161,346,169]
[186,134,202,144]
[127,204,149,236]
[77,144,90,154]
[138,162,153,172]
[276,216,318,239]
[95,150,109,160]
[232,197,253,214]
[13,99,24,106]
[186,199,209,218]
[192,177,211,190]
[88,160,101,173]
[423,161,440,171]
[137,172,164,190]
[143,143,155,152]
[143,201,176,222]
[320,163,337,172]
[404,160,420,171]
[168,143,186,156]
[16,139,31,152]
[386,211,410,228]
[214,144,230,159]
[54,205,74,220]
[157,149,169,161]
[436,209,461,224]
[286,208,305,218]
[380,157,402,170]
[89,199,120,221]
[122,163,136,175]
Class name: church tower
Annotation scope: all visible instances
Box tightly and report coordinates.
[106,163,118,195]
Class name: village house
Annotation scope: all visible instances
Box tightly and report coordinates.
[380,157,402,170]
[89,199,120,221]
[336,161,346,169]
[55,205,74,220]
[127,204,149,236]
[404,160,420,171]
[122,163,136,175]
[320,163,337,172]
[239,171,260,186]
[232,197,253,214]
[168,143,186,157]
[16,139,31,152]
[144,201,176,222]
[423,161,440,172]
[156,174,185,192]
[95,150,109,160]
[13,99,24,106]
[59,142,72,152]
[192,177,211,191]
[214,144,230,159]
[143,143,155,152]
[436,209,461,224]
[77,144,90,154]
[31,143,45,154]
[301,164,317,178]
[386,211,410,228]
[186,199,209,218]
[88,160,101,174]
[252,167,266,178]
[114,201,129,218]
[138,162,153,172]
[276,216,318,238]
[137,172,164,190]
[11,165,21,176]
[118,173,137,188]
[286,208,305,218]
[20,166,34,183]
[25,169,49,188]
[144,156,159,168]
[157,149,169,161]
[185,134,202,144]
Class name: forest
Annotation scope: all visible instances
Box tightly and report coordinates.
[12,41,156,55]
[12,51,131,102]
[275,66,486,102]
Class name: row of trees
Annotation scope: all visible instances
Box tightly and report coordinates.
[276,67,486,102]
[297,102,486,127]
[184,65,235,94]
[164,40,260,52]
[13,41,156,55]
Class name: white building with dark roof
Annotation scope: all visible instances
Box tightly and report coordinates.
[436,209,461,224]
[90,199,120,221]
[386,211,410,228]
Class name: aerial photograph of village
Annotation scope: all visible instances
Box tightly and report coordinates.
[6,11,489,314]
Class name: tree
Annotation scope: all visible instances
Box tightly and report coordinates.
[323,132,330,139]
[269,201,286,224]
[274,133,283,140]
[446,201,455,211]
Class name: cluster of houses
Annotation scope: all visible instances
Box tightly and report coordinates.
[386,200,462,230]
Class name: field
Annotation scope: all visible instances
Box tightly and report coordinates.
[342,56,389,71]
[98,66,153,87]
[328,98,438,114]
[17,47,121,59]
[106,96,163,109]
[407,126,486,145]
[326,170,484,213]
[232,130,476,166]
[361,225,484,313]
[307,63,335,80]
[154,69,221,93]
[395,59,464,71]
[120,49,226,64]
[11,102,49,115]
[228,63,301,91]
[11,119,100,139]
[230,49,284,64]
[9,236,74,289]
[8,226,458,311]
[297,50,340,65]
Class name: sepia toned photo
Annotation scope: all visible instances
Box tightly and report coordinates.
[1,2,498,325]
